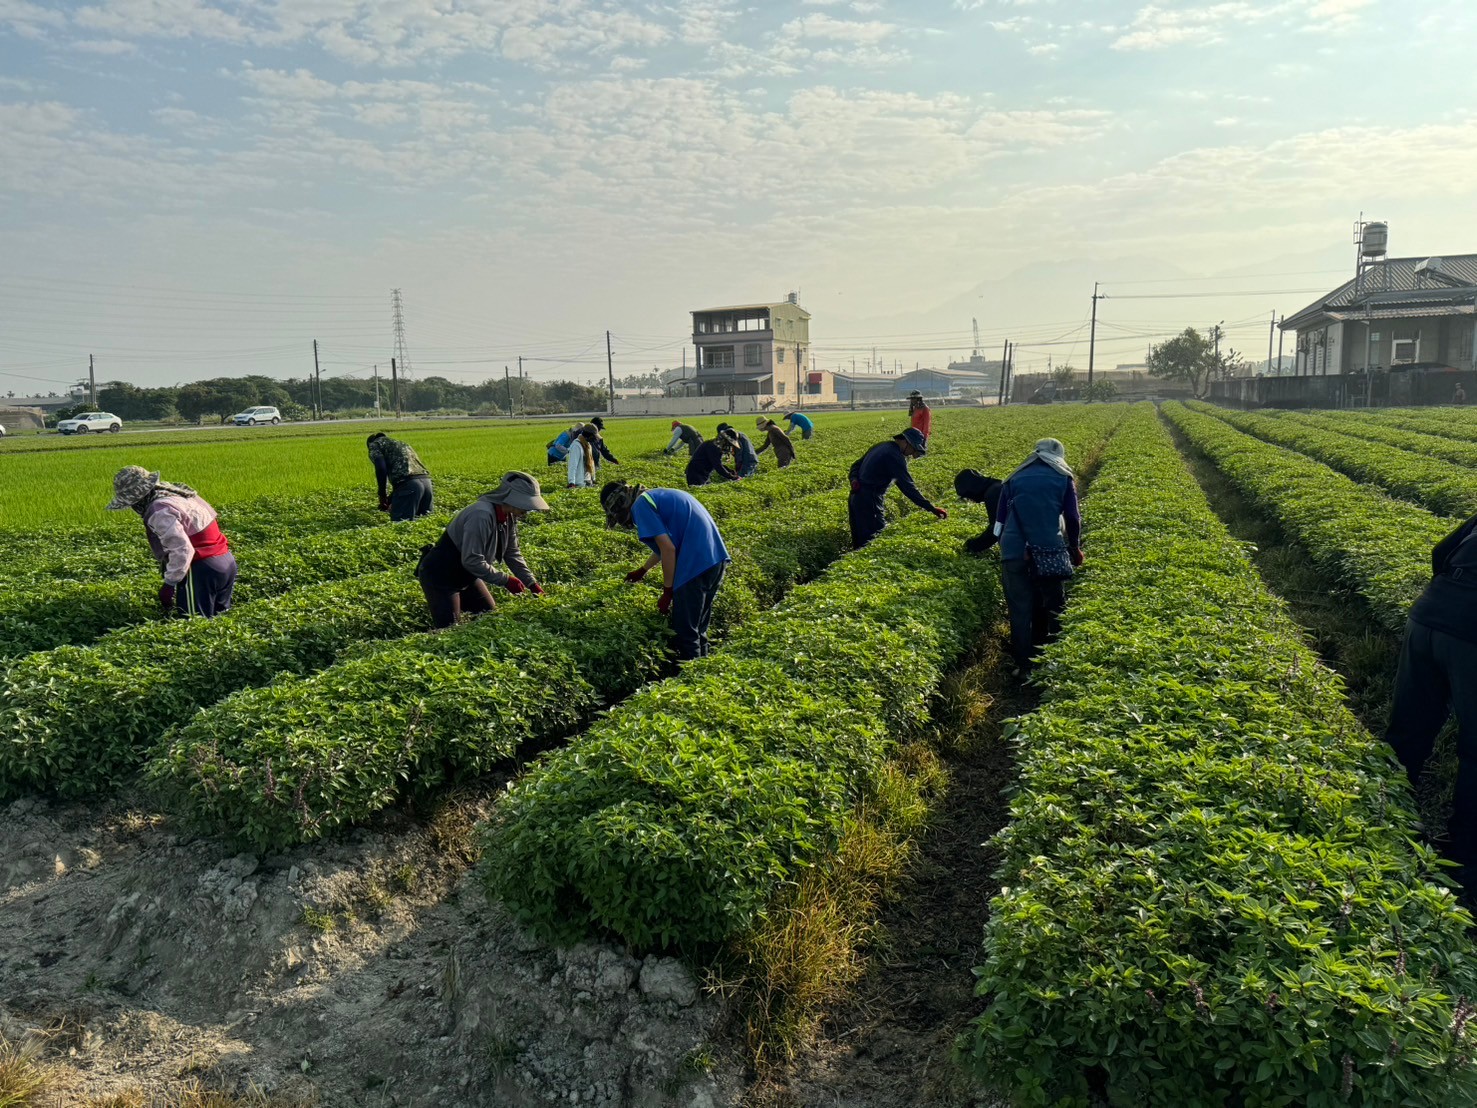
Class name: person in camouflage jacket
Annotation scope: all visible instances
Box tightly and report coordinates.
[367,432,434,522]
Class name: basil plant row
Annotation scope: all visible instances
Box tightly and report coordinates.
[966,406,1477,1106]
[1164,402,1446,633]
[147,500,853,852]
[1298,409,1477,470]
[1186,400,1477,520]
[480,407,1127,950]
[0,425,888,804]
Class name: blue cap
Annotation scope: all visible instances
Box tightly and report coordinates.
[900,427,928,455]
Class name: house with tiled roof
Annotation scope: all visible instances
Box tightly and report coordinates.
[1281,254,1477,376]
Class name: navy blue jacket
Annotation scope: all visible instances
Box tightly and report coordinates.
[1411,514,1477,645]
[849,441,935,511]
[685,440,737,486]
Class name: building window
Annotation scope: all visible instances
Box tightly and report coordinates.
[1393,335,1420,365]
[706,347,735,369]
[777,347,785,363]
[777,381,785,395]
[744,344,761,366]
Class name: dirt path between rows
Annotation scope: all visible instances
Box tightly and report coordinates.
[738,639,1032,1108]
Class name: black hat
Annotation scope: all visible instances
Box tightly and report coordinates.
[591,416,605,430]
[954,469,1000,503]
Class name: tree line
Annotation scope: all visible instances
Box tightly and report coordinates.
[59,374,612,424]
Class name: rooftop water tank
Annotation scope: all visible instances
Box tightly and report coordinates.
[1361,221,1389,258]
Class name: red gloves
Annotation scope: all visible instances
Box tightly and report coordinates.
[625,568,648,583]
[158,584,176,612]
[932,507,949,520]
[504,576,526,595]
[1071,548,1085,567]
[531,581,545,597]
[657,587,674,616]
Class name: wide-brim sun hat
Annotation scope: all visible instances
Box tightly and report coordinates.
[908,390,923,398]
[488,471,550,512]
[900,427,928,455]
[755,416,767,429]
[106,465,159,511]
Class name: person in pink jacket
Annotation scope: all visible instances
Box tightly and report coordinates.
[106,465,238,618]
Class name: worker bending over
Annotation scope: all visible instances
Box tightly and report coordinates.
[847,427,946,549]
[955,468,1004,555]
[686,434,738,487]
[367,432,434,521]
[782,411,814,440]
[754,417,796,468]
[664,421,703,457]
[415,471,548,628]
[603,480,730,662]
[106,465,238,618]
[717,424,759,478]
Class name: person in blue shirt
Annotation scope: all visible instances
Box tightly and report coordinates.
[846,427,947,549]
[716,424,759,478]
[545,422,585,467]
[783,411,814,440]
[602,481,730,661]
[993,438,1083,675]
[547,421,619,471]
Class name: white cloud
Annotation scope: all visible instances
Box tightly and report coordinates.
[1113,0,1375,51]
[71,37,137,53]
[782,12,897,44]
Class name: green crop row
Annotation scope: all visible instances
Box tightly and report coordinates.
[1299,410,1477,470]
[0,421,908,803]
[1361,407,1477,444]
[147,505,851,851]
[480,406,1127,950]
[965,406,1477,1106]
[0,516,448,658]
[1165,402,1447,632]
[140,407,1118,850]
[1186,400,1477,519]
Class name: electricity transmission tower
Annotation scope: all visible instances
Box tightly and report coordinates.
[391,288,413,383]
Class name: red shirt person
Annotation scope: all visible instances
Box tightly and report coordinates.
[908,390,932,441]
[106,465,238,618]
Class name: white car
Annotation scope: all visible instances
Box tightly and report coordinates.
[57,412,122,435]
[231,406,282,426]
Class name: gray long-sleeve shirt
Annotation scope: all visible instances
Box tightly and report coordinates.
[445,495,538,589]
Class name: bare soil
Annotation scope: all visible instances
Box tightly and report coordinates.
[738,640,1032,1108]
[0,789,729,1107]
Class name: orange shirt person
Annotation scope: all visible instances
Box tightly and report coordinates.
[908,390,932,441]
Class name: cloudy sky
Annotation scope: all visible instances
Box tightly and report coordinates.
[1,0,1473,392]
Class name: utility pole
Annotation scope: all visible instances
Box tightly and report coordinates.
[517,356,523,416]
[1267,312,1276,378]
[606,331,616,416]
[88,354,96,407]
[795,343,802,408]
[505,365,513,417]
[390,357,401,417]
[1276,318,1285,377]
[997,340,1009,406]
[312,339,321,420]
[373,365,381,414]
[1087,282,1104,397]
